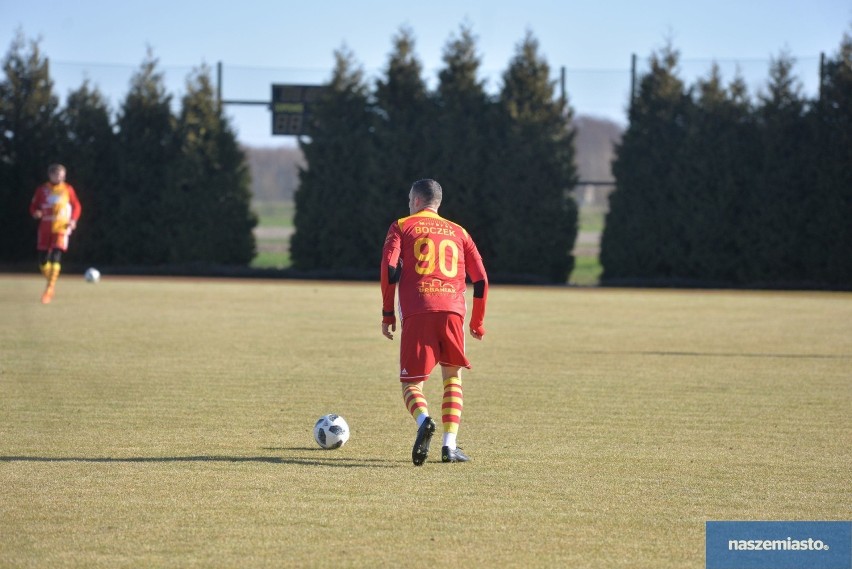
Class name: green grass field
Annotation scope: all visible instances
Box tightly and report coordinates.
[250,201,295,270]
[578,206,606,233]
[569,255,603,286]
[1,276,850,568]
[253,201,295,229]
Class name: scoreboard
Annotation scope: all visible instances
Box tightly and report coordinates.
[271,84,326,136]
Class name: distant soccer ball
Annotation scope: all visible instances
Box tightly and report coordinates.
[313,414,350,449]
[84,267,101,283]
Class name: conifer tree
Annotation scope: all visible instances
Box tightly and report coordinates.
[747,52,810,283]
[495,31,578,282]
[113,51,179,264]
[0,33,64,263]
[290,47,378,272]
[810,31,852,285]
[601,44,692,282]
[432,25,497,261]
[676,66,757,282]
[174,66,256,264]
[57,81,118,263]
[373,26,435,229]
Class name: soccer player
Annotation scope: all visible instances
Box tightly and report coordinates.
[29,164,82,304]
[380,179,488,466]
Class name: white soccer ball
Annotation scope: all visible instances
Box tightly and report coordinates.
[313,414,350,449]
[84,267,101,283]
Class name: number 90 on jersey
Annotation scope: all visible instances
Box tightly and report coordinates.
[414,237,459,278]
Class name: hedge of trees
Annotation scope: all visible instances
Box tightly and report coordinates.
[292,27,579,283]
[7,24,846,288]
[0,34,256,267]
[601,32,852,288]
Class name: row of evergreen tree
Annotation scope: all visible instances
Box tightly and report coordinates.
[4,26,848,287]
[291,27,578,283]
[0,27,578,282]
[602,33,852,288]
[0,33,256,267]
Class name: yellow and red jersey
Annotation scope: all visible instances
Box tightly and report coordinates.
[30,181,82,252]
[381,209,487,322]
[29,181,82,234]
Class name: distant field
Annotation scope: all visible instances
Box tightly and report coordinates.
[571,207,605,286]
[571,255,603,286]
[578,206,606,233]
[251,202,295,269]
[253,201,295,229]
[252,200,605,284]
[2,276,849,568]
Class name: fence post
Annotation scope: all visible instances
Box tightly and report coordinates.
[216,61,223,113]
[630,53,637,115]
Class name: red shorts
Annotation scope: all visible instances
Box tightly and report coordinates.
[399,312,471,382]
[37,222,69,252]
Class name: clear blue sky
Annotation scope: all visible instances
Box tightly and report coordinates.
[2,0,850,147]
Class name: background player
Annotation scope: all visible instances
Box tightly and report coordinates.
[29,164,82,304]
[380,179,488,465]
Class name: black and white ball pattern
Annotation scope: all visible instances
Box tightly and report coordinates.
[313,414,350,449]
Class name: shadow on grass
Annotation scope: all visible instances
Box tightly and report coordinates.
[0,453,404,468]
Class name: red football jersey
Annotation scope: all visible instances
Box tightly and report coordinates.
[29,182,82,251]
[381,209,487,321]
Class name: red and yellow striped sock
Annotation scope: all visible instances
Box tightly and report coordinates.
[441,376,463,446]
[402,383,429,425]
[47,262,61,291]
[40,263,59,304]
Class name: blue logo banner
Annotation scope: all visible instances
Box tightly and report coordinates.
[706,521,851,569]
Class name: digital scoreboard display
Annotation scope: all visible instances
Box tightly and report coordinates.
[271,84,326,136]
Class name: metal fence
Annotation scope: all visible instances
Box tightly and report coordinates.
[45,54,824,148]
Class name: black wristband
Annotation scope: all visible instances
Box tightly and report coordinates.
[387,263,401,284]
[382,311,395,317]
[472,279,486,298]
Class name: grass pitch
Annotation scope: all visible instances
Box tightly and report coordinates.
[1,276,850,568]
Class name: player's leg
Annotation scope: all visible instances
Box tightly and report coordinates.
[440,366,464,450]
[402,380,430,428]
[440,366,468,462]
[38,250,50,279]
[48,247,63,283]
[402,379,436,465]
[41,247,63,304]
[438,313,472,463]
[400,314,438,466]
[405,378,436,467]
[36,223,51,280]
